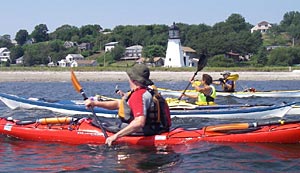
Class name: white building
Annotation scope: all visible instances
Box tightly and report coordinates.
[70,60,98,67]
[65,54,84,62]
[58,54,84,67]
[125,45,143,57]
[58,59,68,67]
[0,47,10,62]
[105,42,118,52]
[251,21,272,33]
[16,56,24,64]
[164,22,185,67]
[182,46,197,67]
[121,45,143,60]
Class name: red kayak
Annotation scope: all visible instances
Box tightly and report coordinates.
[1,117,300,145]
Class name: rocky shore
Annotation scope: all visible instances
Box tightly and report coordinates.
[0,71,300,82]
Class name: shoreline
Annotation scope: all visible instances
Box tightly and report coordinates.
[0,71,300,82]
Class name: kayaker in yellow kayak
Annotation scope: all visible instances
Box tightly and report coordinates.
[214,71,235,92]
[181,74,216,105]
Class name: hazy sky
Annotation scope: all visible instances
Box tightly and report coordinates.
[1,0,300,38]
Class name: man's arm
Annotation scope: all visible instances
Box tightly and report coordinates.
[105,116,146,146]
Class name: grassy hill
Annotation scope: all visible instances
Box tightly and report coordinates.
[262,32,292,47]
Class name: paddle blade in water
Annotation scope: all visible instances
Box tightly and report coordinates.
[70,69,108,138]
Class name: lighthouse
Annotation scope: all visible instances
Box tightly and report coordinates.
[164,22,184,67]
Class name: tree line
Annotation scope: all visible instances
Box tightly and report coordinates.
[0,11,300,67]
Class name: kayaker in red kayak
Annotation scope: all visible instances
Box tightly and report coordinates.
[85,64,171,146]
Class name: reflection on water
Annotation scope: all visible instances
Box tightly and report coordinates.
[107,145,182,172]
[2,137,300,172]
[1,138,183,172]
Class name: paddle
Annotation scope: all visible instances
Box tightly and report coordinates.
[178,53,208,100]
[227,74,239,81]
[214,74,239,82]
[71,69,108,138]
[205,119,300,132]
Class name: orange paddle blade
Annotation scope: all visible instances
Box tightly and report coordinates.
[205,123,249,132]
[71,70,82,93]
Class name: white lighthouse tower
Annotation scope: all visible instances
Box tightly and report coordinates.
[164,22,184,67]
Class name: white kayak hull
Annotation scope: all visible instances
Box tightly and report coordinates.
[158,88,300,98]
[287,105,300,115]
[0,93,296,119]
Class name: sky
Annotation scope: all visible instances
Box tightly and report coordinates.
[1,0,300,38]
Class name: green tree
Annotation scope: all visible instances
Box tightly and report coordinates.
[288,24,300,42]
[289,47,300,64]
[10,45,24,64]
[280,11,300,28]
[111,45,125,61]
[267,48,292,66]
[250,47,268,67]
[206,14,261,57]
[179,23,211,54]
[15,29,29,45]
[207,54,236,67]
[0,35,14,48]
[79,24,102,37]
[225,13,251,32]
[31,24,49,42]
[49,24,79,41]
[23,43,49,66]
[142,45,165,58]
[280,11,300,44]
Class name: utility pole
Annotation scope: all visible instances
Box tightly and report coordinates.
[293,37,295,47]
[104,53,106,67]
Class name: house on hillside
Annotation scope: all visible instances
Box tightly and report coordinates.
[136,57,164,67]
[78,43,93,52]
[251,21,272,33]
[58,59,68,67]
[266,45,287,51]
[70,60,98,67]
[121,45,143,61]
[65,54,84,62]
[105,42,118,52]
[58,54,85,67]
[0,47,10,62]
[16,56,24,65]
[24,38,34,45]
[125,45,143,57]
[182,46,197,67]
[64,41,78,48]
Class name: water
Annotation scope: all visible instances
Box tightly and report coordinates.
[1,80,300,172]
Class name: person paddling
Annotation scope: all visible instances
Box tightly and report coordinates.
[214,71,235,92]
[181,74,216,105]
[84,64,171,146]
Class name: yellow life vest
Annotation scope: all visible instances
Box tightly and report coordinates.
[195,85,216,105]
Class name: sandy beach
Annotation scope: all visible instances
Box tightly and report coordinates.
[0,71,300,82]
